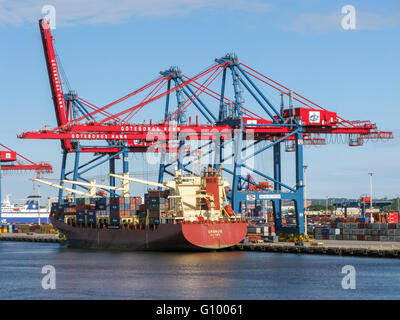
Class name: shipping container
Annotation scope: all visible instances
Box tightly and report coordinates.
[321,228,329,235]
[380,230,388,236]
[110,217,120,225]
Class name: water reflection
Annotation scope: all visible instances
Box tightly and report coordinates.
[1,242,400,299]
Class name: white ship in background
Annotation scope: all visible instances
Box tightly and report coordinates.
[1,194,50,224]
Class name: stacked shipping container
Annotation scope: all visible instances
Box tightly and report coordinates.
[51,191,174,228]
[315,222,400,242]
[52,196,144,226]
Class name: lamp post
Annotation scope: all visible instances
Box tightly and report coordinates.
[368,172,373,222]
[303,165,308,236]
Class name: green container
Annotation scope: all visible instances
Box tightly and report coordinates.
[149,218,160,225]
[76,197,90,205]
[76,198,85,205]
[138,211,147,217]
[149,204,160,211]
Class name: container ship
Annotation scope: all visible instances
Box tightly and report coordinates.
[1,194,50,224]
[48,167,247,251]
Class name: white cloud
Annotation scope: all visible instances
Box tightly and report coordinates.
[0,0,271,26]
[286,10,400,34]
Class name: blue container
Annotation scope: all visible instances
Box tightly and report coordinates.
[321,228,329,235]
[149,198,160,204]
[110,204,119,211]
[110,217,120,225]
[87,217,96,224]
[87,210,96,217]
[97,198,107,204]
[76,217,85,224]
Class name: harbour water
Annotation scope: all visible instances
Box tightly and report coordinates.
[1,241,399,300]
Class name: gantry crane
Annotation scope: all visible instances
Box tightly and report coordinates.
[19,18,393,235]
[0,143,52,220]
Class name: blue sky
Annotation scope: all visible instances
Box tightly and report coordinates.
[0,0,399,202]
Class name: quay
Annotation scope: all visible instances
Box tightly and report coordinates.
[0,233,65,244]
[235,240,400,259]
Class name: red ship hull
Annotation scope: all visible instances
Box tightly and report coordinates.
[51,218,247,251]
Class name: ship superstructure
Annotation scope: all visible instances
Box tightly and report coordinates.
[1,194,50,224]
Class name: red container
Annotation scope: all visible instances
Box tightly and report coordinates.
[110,197,119,204]
[148,211,160,218]
[357,235,365,241]
[389,212,399,224]
[360,196,371,203]
[130,197,143,205]
[76,204,85,211]
[120,211,130,217]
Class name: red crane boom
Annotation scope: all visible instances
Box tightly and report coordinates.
[39,18,72,151]
[0,143,52,175]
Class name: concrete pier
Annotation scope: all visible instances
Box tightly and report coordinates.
[235,240,400,258]
[0,233,65,243]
